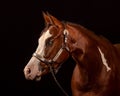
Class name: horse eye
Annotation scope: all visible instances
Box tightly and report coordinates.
[46,40,53,46]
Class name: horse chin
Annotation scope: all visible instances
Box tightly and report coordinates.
[35,76,41,81]
[34,71,42,81]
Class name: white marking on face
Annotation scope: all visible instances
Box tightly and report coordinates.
[35,30,52,57]
[98,47,111,72]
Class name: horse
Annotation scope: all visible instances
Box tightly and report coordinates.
[24,12,120,96]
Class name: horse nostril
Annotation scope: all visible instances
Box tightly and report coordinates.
[26,68,31,74]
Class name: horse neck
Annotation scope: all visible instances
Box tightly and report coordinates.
[65,23,115,84]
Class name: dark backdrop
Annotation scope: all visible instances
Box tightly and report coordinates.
[1,0,119,96]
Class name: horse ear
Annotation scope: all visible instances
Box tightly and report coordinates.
[47,12,63,28]
[42,12,53,25]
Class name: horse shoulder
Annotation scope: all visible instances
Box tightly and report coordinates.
[71,64,87,96]
[71,64,99,96]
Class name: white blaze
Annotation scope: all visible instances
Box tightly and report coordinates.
[35,30,52,57]
[98,47,111,72]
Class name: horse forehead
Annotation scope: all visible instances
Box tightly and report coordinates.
[39,29,52,42]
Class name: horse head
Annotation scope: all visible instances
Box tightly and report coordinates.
[24,13,70,81]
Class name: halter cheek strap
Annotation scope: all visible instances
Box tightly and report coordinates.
[53,47,64,61]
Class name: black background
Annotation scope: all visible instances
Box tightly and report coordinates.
[1,0,119,96]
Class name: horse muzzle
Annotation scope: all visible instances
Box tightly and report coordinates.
[23,57,45,81]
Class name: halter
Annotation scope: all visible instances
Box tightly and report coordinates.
[32,29,69,96]
[33,29,69,65]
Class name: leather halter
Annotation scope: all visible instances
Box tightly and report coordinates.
[32,29,69,96]
[32,29,69,65]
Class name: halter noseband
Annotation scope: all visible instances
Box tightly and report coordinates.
[32,47,66,65]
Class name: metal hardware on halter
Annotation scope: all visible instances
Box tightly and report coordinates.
[63,29,69,43]
[63,29,70,51]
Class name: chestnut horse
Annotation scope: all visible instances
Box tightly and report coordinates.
[24,13,120,96]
